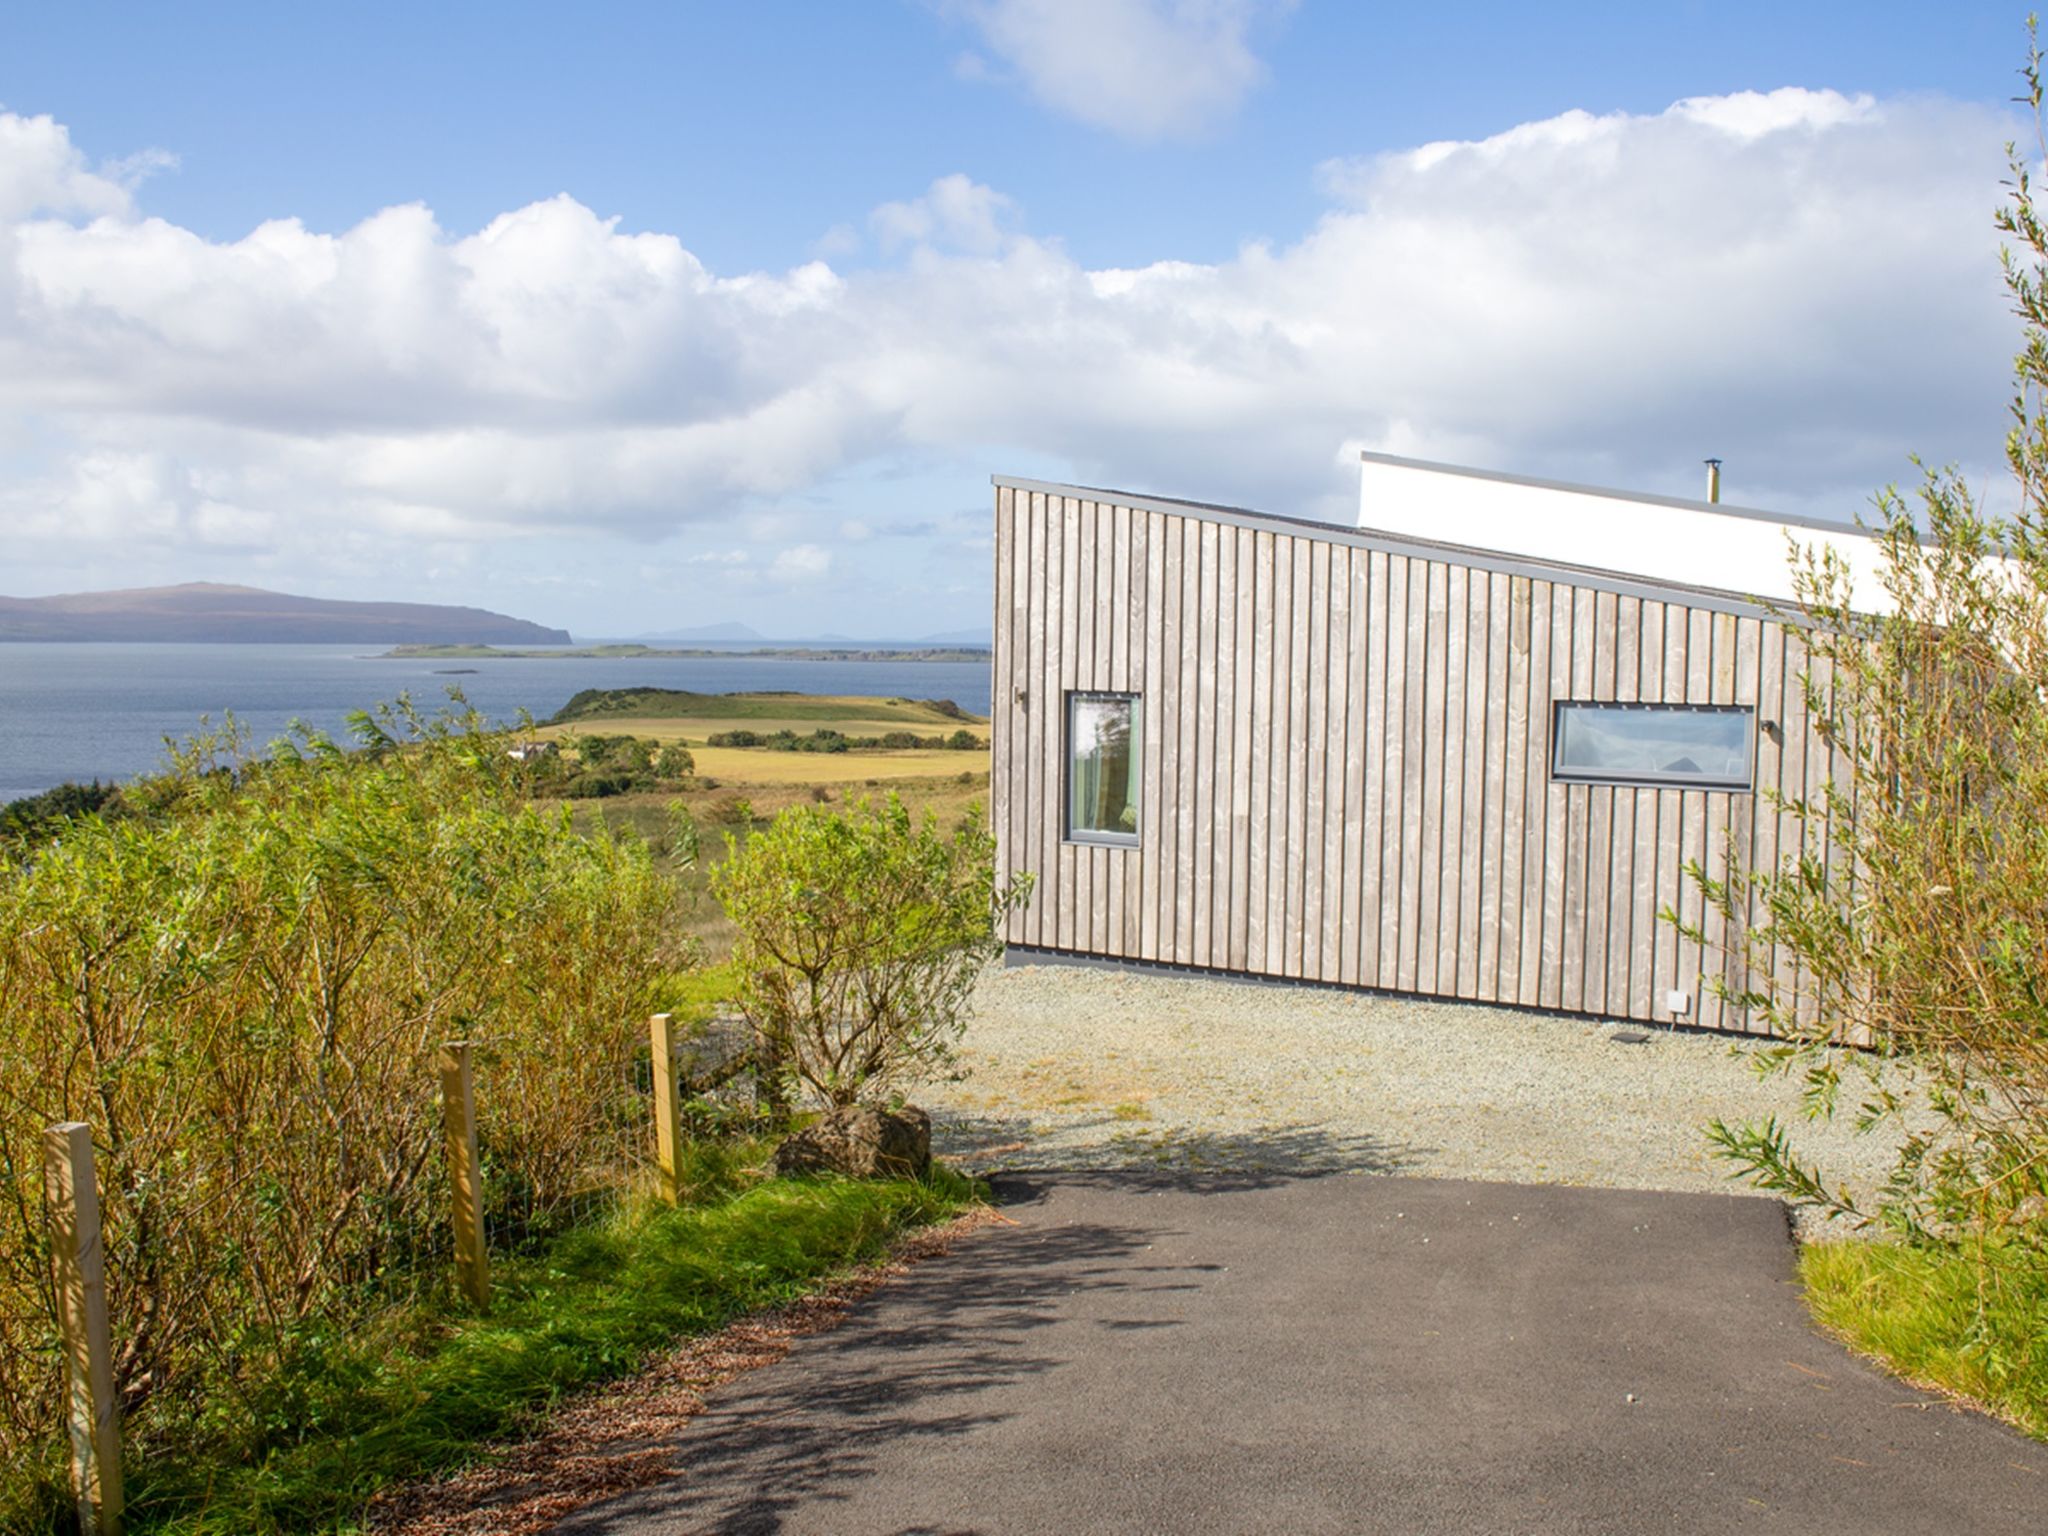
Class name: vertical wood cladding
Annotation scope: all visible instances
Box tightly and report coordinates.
[991,487,1827,1033]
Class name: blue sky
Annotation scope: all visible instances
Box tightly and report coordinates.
[0,2,2038,637]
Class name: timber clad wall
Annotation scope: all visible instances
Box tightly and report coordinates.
[990,481,1843,1035]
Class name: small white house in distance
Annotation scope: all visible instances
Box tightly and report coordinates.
[988,454,1871,1036]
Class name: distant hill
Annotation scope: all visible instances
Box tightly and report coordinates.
[0,583,571,644]
[916,627,994,646]
[629,621,995,646]
[634,620,767,642]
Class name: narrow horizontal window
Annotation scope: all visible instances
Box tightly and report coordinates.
[1551,702,1755,791]
[1067,692,1141,844]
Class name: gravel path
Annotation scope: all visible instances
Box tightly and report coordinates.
[930,961,1914,1233]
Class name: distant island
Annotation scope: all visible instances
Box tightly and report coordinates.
[635,620,770,642]
[546,687,980,726]
[380,642,992,663]
[0,582,570,644]
[631,621,994,647]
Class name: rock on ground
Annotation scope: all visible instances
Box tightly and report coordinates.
[774,1104,932,1180]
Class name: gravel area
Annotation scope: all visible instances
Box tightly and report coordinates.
[930,961,1916,1235]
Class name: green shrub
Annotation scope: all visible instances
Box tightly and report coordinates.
[0,699,684,1519]
[0,779,125,848]
[710,794,1030,1109]
[1683,67,2048,1243]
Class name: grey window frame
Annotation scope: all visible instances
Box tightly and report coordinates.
[1064,690,1143,847]
[1549,700,1757,792]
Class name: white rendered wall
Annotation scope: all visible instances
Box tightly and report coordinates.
[1357,454,1892,614]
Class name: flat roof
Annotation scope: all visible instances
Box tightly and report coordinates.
[1355,450,1880,541]
[991,472,1794,622]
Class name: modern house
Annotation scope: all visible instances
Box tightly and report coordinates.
[988,453,1875,1037]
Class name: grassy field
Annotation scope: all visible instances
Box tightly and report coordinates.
[542,719,987,775]
[539,690,989,771]
[686,744,981,781]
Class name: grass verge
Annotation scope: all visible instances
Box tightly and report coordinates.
[100,1150,983,1535]
[1800,1236,2048,1441]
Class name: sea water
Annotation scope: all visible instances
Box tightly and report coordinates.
[0,644,994,804]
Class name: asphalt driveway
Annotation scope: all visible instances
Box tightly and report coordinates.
[566,1173,2046,1535]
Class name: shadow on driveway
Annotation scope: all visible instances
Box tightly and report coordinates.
[564,1173,2048,1535]
[935,1110,1432,1178]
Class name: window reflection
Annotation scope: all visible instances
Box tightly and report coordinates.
[1552,703,1753,790]
[1068,693,1141,840]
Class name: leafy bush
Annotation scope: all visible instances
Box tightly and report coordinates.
[1682,79,2048,1244]
[709,795,1030,1109]
[574,733,652,773]
[0,778,125,847]
[712,794,755,826]
[0,700,683,1522]
[553,734,692,797]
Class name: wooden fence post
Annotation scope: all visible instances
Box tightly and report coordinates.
[44,1122,123,1536]
[649,1013,684,1203]
[438,1042,489,1309]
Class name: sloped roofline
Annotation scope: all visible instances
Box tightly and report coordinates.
[991,472,1799,622]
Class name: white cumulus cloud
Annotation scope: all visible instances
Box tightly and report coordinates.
[872,173,1017,253]
[0,87,2025,609]
[0,112,140,222]
[939,0,1290,140]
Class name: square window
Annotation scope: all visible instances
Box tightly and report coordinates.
[1551,702,1755,791]
[1067,692,1141,843]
